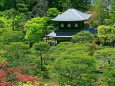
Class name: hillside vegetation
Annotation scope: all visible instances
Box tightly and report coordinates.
[0,0,115,86]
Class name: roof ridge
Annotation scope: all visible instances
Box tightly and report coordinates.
[71,9,84,20]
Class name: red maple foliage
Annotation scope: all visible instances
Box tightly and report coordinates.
[7,68,13,74]
[7,67,22,75]
[0,69,5,78]
[1,61,8,70]
[0,61,37,85]
[17,74,36,82]
[0,82,8,86]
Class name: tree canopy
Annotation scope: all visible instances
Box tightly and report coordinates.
[0,0,115,85]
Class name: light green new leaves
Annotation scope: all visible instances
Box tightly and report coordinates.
[0,17,12,30]
[24,17,48,43]
[97,25,115,44]
[98,25,115,38]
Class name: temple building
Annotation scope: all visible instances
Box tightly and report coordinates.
[46,8,96,43]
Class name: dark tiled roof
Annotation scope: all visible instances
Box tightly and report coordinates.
[46,28,97,37]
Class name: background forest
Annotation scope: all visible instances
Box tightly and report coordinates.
[0,0,115,86]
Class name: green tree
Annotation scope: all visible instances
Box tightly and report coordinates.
[32,42,50,77]
[94,48,115,86]
[1,9,28,30]
[53,53,96,86]
[46,8,59,32]
[13,12,27,30]
[0,0,16,11]
[33,42,50,53]
[16,3,28,13]
[49,42,96,86]
[72,30,94,43]
[46,8,59,19]
[24,17,48,45]
[90,0,115,26]
[49,0,91,11]
[90,0,111,26]
[31,0,48,17]
[0,31,24,44]
[97,25,115,45]
[2,42,29,66]
[0,16,12,30]
[106,0,115,25]
[2,42,39,68]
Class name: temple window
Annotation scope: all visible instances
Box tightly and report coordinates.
[67,23,71,28]
[75,23,78,27]
[61,23,64,27]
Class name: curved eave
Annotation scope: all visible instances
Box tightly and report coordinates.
[46,35,73,38]
[51,14,92,22]
[46,31,75,38]
[51,19,90,22]
[51,13,92,22]
[51,19,85,22]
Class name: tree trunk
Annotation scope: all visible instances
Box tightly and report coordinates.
[104,37,107,45]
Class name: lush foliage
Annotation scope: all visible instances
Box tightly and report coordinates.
[49,42,96,86]
[0,61,39,86]
[90,0,115,27]
[25,17,48,43]
[72,30,94,43]
[0,31,24,44]
[97,25,115,45]
[0,0,115,85]
[94,48,115,85]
